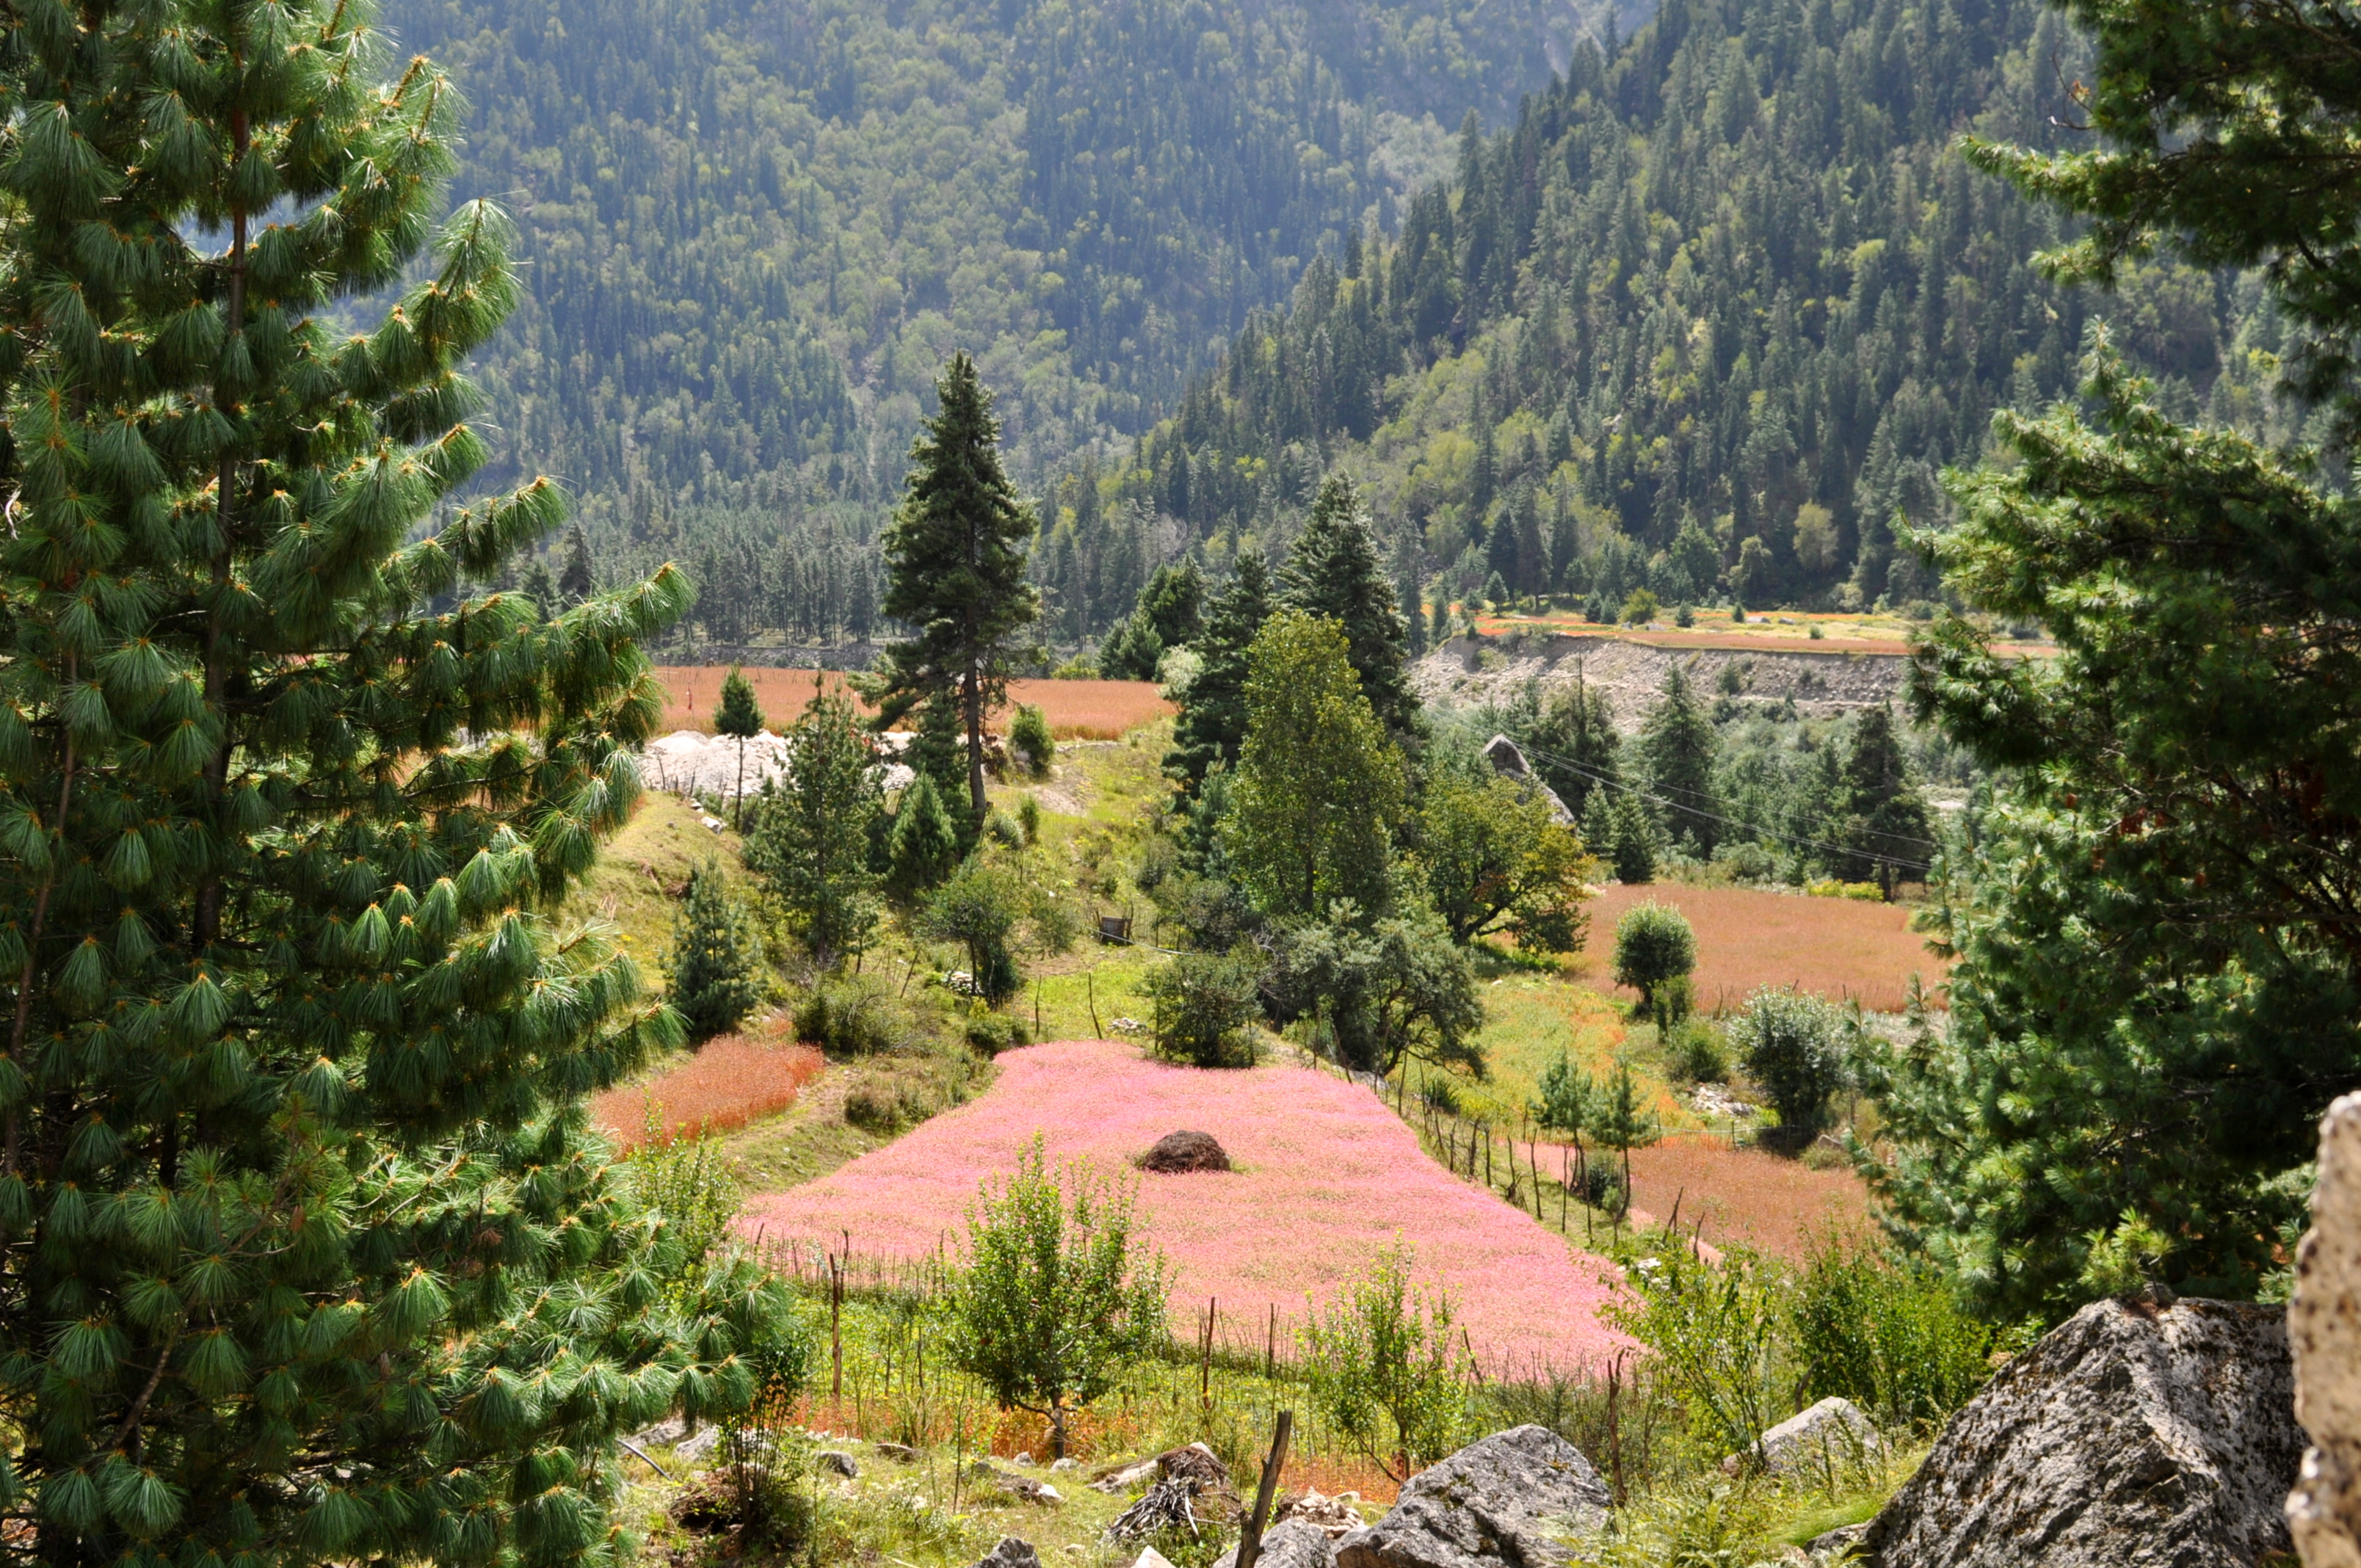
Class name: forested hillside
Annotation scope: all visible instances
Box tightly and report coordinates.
[1089,0,2280,627]
[386,0,1622,642]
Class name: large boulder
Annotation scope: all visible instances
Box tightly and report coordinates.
[2290,1091,2361,1567]
[1858,1295,2302,1568]
[1333,1426,1610,1568]
[1142,1131,1231,1173]
[1213,1519,1336,1568]
[973,1540,1041,1568]
[1724,1396,1882,1478]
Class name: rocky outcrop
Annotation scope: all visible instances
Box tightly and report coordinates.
[1479,735,1573,823]
[1414,633,1908,726]
[2289,1091,2361,1567]
[1333,1425,1610,1568]
[1142,1131,1232,1173]
[973,1539,1042,1568]
[1213,1519,1336,1568]
[1860,1295,2302,1568]
[1724,1396,1881,1478]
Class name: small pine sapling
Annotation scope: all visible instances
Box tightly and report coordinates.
[714,667,766,831]
[668,863,765,1041]
[1591,1063,1664,1225]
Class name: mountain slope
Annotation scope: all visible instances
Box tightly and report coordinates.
[385,0,1613,549]
[1100,0,2277,623]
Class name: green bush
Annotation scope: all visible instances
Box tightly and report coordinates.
[1302,1244,1470,1484]
[1142,951,1263,1067]
[946,1138,1168,1459]
[1613,901,1696,1026]
[1018,794,1042,845]
[1607,1244,1788,1463]
[795,974,906,1056]
[965,1011,1029,1056]
[1668,1018,1729,1083]
[1009,703,1056,775]
[1791,1235,1995,1429]
[984,807,1026,846]
[1727,987,1849,1137]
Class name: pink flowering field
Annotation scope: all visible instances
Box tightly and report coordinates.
[740,1039,1633,1374]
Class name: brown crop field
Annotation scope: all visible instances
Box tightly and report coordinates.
[653,666,1172,740]
[1625,1133,1871,1260]
[1574,882,1948,1014]
[591,1030,824,1149]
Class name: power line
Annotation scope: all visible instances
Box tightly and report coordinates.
[1517,741,1939,876]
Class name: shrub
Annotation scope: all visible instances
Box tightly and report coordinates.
[629,1116,744,1296]
[984,807,1026,847]
[1009,703,1056,774]
[1727,987,1849,1137]
[1614,902,1697,1026]
[921,857,1026,1005]
[946,1138,1168,1459]
[965,1012,1029,1056]
[1668,1018,1729,1083]
[1621,587,1662,625]
[1792,1234,1996,1429]
[795,974,906,1056]
[1607,1244,1788,1463]
[1018,794,1042,845]
[1142,951,1263,1067]
[1302,1244,1470,1484]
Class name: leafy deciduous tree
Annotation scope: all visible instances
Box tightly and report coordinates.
[1416,772,1592,951]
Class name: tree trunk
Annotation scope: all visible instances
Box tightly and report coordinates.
[1049,1398,1067,1462]
[964,662,987,823]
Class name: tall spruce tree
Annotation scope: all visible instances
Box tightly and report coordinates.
[1837,706,1933,899]
[1164,553,1272,790]
[871,354,1043,824]
[1637,667,1722,857]
[1856,2,2361,1316]
[1278,474,1419,742]
[0,5,787,1563]
[667,863,764,1041]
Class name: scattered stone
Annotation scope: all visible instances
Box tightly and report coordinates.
[971,1463,1062,1506]
[1052,1457,1081,1472]
[1063,1548,1087,1559]
[877,1442,918,1464]
[1278,1488,1366,1539]
[628,1415,688,1447]
[1142,1130,1231,1174]
[1857,1296,2302,1567]
[1722,1397,1881,1477]
[1091,1457,1161,1494]
[816,1450,859,1479]
[973,1538,1042,1568]
[1333,1426,1611,1568]
[1808,1522,1868,1560]
[1014,1452,1034,1467]
[674,1427,722,1464]
[1213,1519,1337,1568]
[2291,1091,2361,1568]
[1131,1548,1179,1568]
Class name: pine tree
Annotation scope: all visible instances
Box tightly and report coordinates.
[559,518,598,603]
[747,683,883,967]
[667,863,764,1040]
[0,10,786,1562]
[1278,475,1420,742]
[1838,706,1933,898]
[1526,669,1622,817]
[1639,667,1722,856]
[871,355,1044,824]
[714,667,766,831]
[1164,554,1273,790]
[888,773,962,896]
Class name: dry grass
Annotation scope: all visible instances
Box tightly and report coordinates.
[653,666,1173,740]
[1624,1133,1871,1261]
[591,1030,825,1149]
[1575,883,1948,1015]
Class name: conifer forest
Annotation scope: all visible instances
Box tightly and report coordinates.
[1,0,2357,1564]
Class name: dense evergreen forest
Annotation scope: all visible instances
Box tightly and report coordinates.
[1066,0,2288,631]
[387,0,1627,641]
